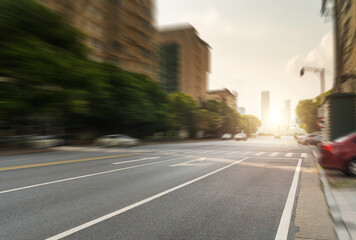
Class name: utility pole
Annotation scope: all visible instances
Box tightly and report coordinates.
[321,0,340,91]
[300,66,326,95]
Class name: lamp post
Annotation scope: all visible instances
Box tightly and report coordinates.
[300,66,325,95]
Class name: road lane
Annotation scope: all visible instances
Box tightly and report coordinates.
[58,158,300,240]
[1,155,247,239]
[0,138,309,240]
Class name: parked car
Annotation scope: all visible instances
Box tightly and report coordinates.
[296,134,307,144]
[26,135,65,148]
[221,133,232,140]
[294,133,304,140]
[318,132,356,177]
[95,134,139,147]
[234,133,247,141]
[274,134,281,139]
[308,133,323,146]
[297,132,321,145]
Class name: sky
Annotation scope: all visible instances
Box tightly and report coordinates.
[156,0,333,121]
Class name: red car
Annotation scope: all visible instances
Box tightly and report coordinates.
[319,132,356,176]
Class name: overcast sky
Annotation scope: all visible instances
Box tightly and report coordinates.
[156,0,333,120]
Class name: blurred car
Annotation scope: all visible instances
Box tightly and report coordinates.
[318,132,356,177]
[221,133,232,140]
[26,135,64,148]
[294,133,304,140]
[308,133,323,146]
[234,133,247,141]
[296,134,307,144]
[95,134,139,147]
[274,134,281,139]
[297,132,320,145]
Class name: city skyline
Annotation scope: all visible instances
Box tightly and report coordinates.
[157,0,332,119]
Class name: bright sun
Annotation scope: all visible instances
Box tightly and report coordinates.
[270,110,280,126]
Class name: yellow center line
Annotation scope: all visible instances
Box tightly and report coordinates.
[0,153,142,171]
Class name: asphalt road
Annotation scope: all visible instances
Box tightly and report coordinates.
[0,137,312,240]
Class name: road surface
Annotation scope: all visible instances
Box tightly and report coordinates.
[0,137,311,240]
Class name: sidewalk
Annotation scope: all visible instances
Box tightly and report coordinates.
[325,169,356,239]
[313,150,356,240]
[294,154,337,240]
[0,148,53,156]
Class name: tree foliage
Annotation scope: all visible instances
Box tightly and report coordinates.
[0,0,166,137]
[238,115,261,136]
[296,90,332,134]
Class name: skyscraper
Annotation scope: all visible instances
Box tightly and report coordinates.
[284,99,291,127]
[158,24,210,101]
[261,91,270,128]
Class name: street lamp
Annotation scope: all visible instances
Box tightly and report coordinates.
[300,66,325,95]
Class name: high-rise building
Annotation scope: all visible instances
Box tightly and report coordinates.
[158,24,210,101]
[207,88,237,110]
[284,99,291,127]
[261,91,270,128]
[40,0,157,80]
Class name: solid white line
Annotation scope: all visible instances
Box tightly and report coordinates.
[46,157,249,240]
[0,156,190,195]
[285,153,293,157]
[112,157,160,165]
[270,152,279,157]
[274,158,302,240]
[301,153,307,158]
[254,152,265,156]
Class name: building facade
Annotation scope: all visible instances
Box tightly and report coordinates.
[158,25,210,101]
[261,91,270,129]
[207,88,237,110]
[40,0,157,80]
[321,0,356,140]
[334,0,356,93]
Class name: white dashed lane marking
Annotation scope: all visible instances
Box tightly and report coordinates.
[254,152,266,156]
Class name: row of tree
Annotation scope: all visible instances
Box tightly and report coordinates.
[0,0,261,139]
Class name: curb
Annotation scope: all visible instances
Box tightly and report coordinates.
[0,148,53,156]
[312,150,351,240]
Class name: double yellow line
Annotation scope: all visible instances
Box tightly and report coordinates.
[0,153,141,172]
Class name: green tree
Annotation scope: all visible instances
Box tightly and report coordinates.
[295,90,332,134]
[238,115,261,136]
[195,109,222,133]
[0,0,89,133]
[201,100,240,136]
[0,0,169,138]
[296,99,319,133]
